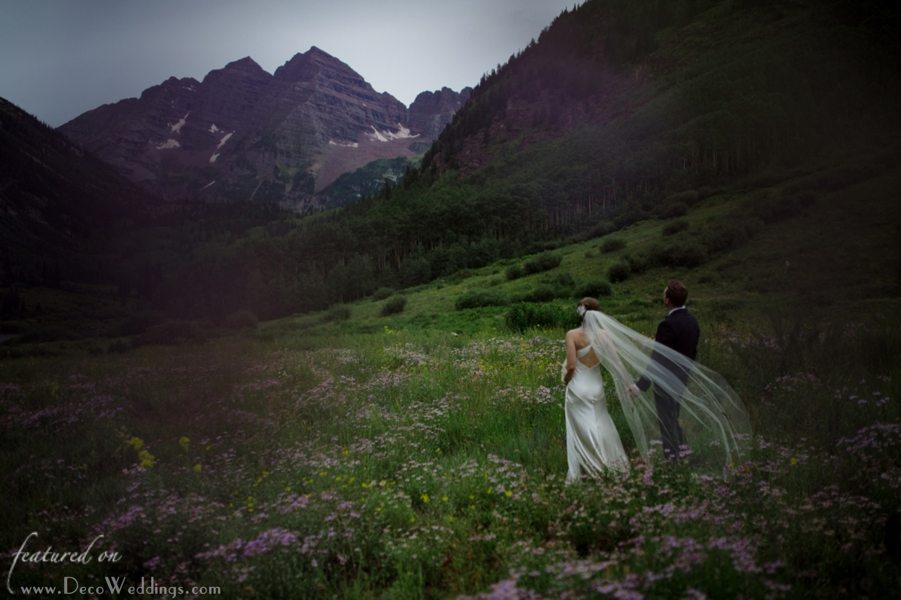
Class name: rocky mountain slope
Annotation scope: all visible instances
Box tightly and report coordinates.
[59,47,470,211]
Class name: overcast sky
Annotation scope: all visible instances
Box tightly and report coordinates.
[0,0,578,127]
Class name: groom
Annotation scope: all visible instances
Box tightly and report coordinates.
[635,280,699,460]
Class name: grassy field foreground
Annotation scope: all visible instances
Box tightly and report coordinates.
[1,304,900,598]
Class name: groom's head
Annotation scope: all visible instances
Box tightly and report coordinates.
[664,280,688,308]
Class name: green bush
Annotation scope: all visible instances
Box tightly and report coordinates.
[662,220,690,236]
[600,238,626,253]
[608,261,632,283]
[323,304,352,322]
[455,290,509,310]
[575,279,613,298]
[670,243,708,267]
[505,265,525,280]
[371,287,395,300]
[444,269,474,283]
[586,220,616,238]
[649,242,708,267]
[505,303,576,332]
[522,253,562,274]
[698,218,762,254]
[519,285,557,303]
[626,254,649,274]
[381,295,407,316]
[659,201,689,218]
[541,271,576,288]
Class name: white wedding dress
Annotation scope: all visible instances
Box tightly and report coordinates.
[565,344,629,483]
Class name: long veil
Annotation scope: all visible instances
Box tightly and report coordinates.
[582,310,751,475]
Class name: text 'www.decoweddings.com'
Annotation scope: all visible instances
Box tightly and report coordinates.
[7,532,221,597]
[16,577,221,597]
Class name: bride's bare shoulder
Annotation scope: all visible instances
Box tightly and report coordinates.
[565,328,585,343]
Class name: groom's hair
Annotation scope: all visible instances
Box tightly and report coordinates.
[665,280,688,307]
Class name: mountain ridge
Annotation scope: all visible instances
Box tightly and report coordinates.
[58,47,470,211]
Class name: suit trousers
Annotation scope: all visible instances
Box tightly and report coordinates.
[655,390,685,460]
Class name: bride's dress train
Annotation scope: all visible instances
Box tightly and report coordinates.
[565,345,628,483]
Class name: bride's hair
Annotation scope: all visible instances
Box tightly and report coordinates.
[579,297,601,312]
[578,297,601,321]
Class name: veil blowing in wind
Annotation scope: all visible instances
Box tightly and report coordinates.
[581,310,752,475]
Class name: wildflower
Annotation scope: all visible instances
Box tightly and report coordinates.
[127,436,144,450]
[420,493,430,504]
[137,449,156,469]
[179,436,190,452]
[192,463,202,473]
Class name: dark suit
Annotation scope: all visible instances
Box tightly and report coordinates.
[636,307,699,459]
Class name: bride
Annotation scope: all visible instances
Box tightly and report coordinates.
[563,298,631,481]
[563,297,750,482]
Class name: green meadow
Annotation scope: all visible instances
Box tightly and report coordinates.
[2,175,900,598]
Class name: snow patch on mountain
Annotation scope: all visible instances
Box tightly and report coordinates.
[216,132,233,150]
[209,123,220,134]
[156,139,181,150]
[209,132,234,163]
[169,113,189,134]
[201,180,216,190]
[329,139,359,148]
[366,124,419,143]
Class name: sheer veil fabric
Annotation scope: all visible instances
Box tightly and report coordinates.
[581,310,752,475]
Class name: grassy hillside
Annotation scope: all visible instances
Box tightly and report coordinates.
[2,171,899,597]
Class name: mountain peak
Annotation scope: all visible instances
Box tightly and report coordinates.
[274,46,358,82]
[223,56,264,73]
[307,45,330,57]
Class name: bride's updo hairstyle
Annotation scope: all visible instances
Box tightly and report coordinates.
[578,297,601,321]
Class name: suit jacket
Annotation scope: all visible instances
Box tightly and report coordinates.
[636,307,699,392]
[655,308,699,360]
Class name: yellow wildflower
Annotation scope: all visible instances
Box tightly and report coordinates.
[137,449,156,469]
